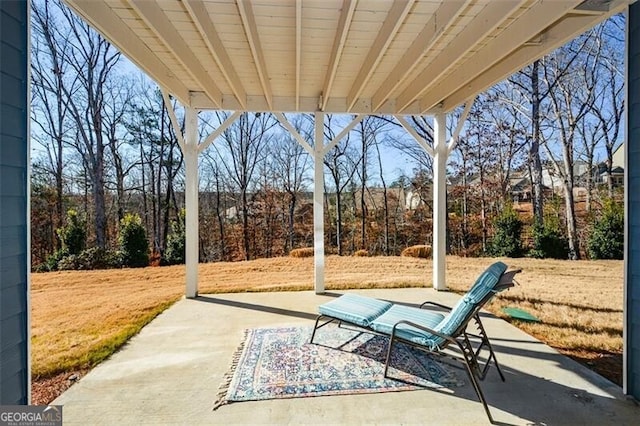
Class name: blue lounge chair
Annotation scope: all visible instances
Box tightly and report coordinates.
[310,261,519,423]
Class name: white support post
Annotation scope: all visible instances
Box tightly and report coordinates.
[184,107,199,298]
[313,112,325,294]
[433,112,448,291]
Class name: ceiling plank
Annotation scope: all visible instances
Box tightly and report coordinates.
[65,0,190,104]
[129,0,223,108]
[321,0,358,111]
[396,0,530,112]
[183,0,247,109]
[371,0,469,112]
[236,0,274,109]
[296,0,302,111]
[346,0,415,111]
[439,7,626,112]
[418,0,584,112]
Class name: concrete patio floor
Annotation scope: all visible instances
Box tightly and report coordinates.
[54,288,639,425]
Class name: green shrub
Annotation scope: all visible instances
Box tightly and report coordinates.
[33,249,67,272]
[588,199,624,260]
[164,210,185,265]
[119,213,149,268]
[488,205,523,258]
[57,247,123,270]
[529,218,569,259]
[57,209,86,255]
[401,245,432,259]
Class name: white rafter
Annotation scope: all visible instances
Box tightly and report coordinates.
[440,4,628,111]
[295,0,302,111]
[371,0,469,112]
[130,0,223,108]
[65,0,190,104]
[321,0,358,112]
[346,0,415,111]
[396,0,529,112]
[236,0,273,110]
[184,0,247,109]
[418,0,583,113]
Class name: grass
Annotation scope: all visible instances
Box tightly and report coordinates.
[31,255,623,391]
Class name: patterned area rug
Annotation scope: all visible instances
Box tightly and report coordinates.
[213,325,464,409]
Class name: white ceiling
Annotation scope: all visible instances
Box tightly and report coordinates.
[64,0,631,114]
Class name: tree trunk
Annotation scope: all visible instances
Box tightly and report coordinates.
[242,190,250,260]
[336,191,343,255]
[530,60,544,224]
[288,192,296,252]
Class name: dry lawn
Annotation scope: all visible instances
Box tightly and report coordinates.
[31,255,623,403]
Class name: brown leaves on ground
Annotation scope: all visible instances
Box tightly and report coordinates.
[31,255,623,403]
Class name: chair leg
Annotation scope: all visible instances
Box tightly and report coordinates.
[310,315,332,344]
[383,334,397,378]
[458,340,495,424]
[473,315,506,382]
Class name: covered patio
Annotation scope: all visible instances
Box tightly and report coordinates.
[63,0,634,297]
[2,0,640,417]
[53,288,639,424]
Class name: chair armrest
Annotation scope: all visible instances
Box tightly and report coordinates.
[419,300,452,310]
[391,319,458,347]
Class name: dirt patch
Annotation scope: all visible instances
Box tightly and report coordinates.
[31,369,88,405]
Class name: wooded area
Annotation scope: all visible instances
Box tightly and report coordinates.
[30,0,626,270]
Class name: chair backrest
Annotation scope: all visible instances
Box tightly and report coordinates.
[433,262,508,343]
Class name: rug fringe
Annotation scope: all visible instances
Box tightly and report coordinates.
[212,328,250,411]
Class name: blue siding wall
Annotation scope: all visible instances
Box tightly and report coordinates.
[0,0,29,405]
[627,1,640,400]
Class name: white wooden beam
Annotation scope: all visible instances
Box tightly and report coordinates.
[419,0,583,113]
[440,7,627,111]
[433,112,447,291]
[396,0,529,112]
[237,0,274,109]
[184,107,200,298]
[394,115,434,157]
[323,115,365,155]
[346,0,414,111]
[130,0,223,108]
[321,0,358,111]
[198,111,242,154]
[184,0,247,109]
[295,0,302,111]
[371,0,468,112]
[313,112,326,294]
[161,89,186,153]
[65,0,190,104]
[447,98,475,155]
[274,112,314,156]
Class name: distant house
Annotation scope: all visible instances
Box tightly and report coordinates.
[600,143,625,187]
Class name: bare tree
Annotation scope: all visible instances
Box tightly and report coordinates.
[354,116,390,250]
[323,115,362,255]
[216,112,277,260]
[589,17,625,197]
[31,0,74,244]
[542,27,603,259]
[272,115,312,253]
[35,0,123,248]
